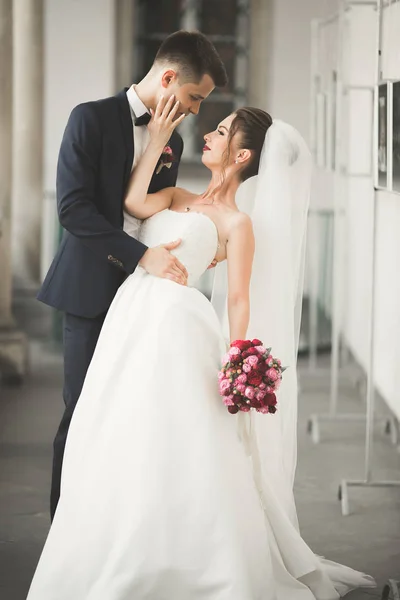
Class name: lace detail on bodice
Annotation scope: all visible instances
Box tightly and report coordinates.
[135,209,218,286]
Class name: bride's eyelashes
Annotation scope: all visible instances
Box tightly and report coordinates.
[217,129,224,136]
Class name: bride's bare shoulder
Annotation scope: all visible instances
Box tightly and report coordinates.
[226,210,254,237]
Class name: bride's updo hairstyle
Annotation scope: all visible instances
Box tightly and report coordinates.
[227,107,273,181]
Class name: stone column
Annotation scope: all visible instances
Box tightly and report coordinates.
[12,0,44,287]
[0,0,28,383]
[249,0,273,109]
[115,0,135,90]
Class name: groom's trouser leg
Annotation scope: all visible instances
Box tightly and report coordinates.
[50,311,106,521]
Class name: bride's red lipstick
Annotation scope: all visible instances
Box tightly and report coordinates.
[203,145,210,151]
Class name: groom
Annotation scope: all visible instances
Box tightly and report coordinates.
[38,30,228,520]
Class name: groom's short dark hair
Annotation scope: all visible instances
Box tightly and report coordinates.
[154,30,228,88]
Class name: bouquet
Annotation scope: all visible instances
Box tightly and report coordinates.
[218,339,285,414]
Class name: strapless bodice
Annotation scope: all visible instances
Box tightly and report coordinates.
[132,209,218,286]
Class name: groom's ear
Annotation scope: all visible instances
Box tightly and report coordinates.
[161,69,178,89]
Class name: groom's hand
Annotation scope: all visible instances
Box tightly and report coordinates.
[139,240,188,285]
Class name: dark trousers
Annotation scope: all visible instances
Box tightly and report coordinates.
[50,311,106,520]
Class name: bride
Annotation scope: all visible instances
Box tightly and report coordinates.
[27,97,375,599]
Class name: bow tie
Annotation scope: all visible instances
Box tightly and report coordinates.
[134,112,151,126]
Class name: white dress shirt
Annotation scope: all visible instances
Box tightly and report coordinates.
[123,85,151,237]
[126,85,151,171]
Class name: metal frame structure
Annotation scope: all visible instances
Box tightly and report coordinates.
[381,579,400,600]
[307,13,338,373]
[306,0,399,447]
[338,0,400,516]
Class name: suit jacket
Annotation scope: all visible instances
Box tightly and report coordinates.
[38,89,183,318]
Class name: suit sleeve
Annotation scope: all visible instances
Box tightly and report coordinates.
[56,103,147,274]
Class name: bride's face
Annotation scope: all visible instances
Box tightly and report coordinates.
[202,114,236,169]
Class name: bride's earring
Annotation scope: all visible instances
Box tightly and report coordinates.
[235,160,238,164]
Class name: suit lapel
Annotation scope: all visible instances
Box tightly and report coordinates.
[116,88,134,189]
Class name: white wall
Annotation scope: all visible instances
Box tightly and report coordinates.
[372,2,400,419]
[265,0,341,303]
[44,0,116,192]
[267,0,338,145]
[42,0,115,275]
[312,1,400,420]
[342,3,400,421]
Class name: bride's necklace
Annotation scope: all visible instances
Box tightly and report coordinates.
[185,196,215,212]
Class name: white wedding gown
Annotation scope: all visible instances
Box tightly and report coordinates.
[27,209,375,600]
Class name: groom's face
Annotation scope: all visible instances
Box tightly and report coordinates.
[160,71,215,117]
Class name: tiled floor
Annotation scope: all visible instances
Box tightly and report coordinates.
[1,342,398,599]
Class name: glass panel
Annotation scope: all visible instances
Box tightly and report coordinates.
[212,43,236,93]
[141,0,182,34]
[194,101,234,155]
[199,0,237,36]
[137,39,163,80]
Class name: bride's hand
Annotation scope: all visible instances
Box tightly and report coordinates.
[148,95,185,148]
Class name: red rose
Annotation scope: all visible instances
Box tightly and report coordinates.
[247,371,263,387]
[231,340,252,351]
[268,405,277,414]
[265,392,277,406]
[228,405,239,414]
[229,353,241,364]
[251,338,263,347]
[257,362,268,374]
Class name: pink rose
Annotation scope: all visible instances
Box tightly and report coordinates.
[223,394,235,406]
[222,353,230,365]
[229,346,241,357]
[256,406,270,414]
[244,386,255,400]
[267,358,274,367]
[255,345,267,354]
[237,373,247,384]
[266,368,279,382]
[163,145,173,155]
[265,386,273,393]
[274,378,281,390]
[218,371,225,381]
[240,405,251,412]
[259,382,266,390]
[236,383,246,394]
[256,390,266,401]
[242,363,252,373]
[246,355,259,368]
[219,379,231,395]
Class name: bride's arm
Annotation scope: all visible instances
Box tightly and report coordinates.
[226,214,255,343]
[124,95,185,220]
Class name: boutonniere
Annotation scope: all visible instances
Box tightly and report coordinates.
[156,145,175,175]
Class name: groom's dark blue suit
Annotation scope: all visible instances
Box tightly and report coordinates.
[38,89,183,519]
